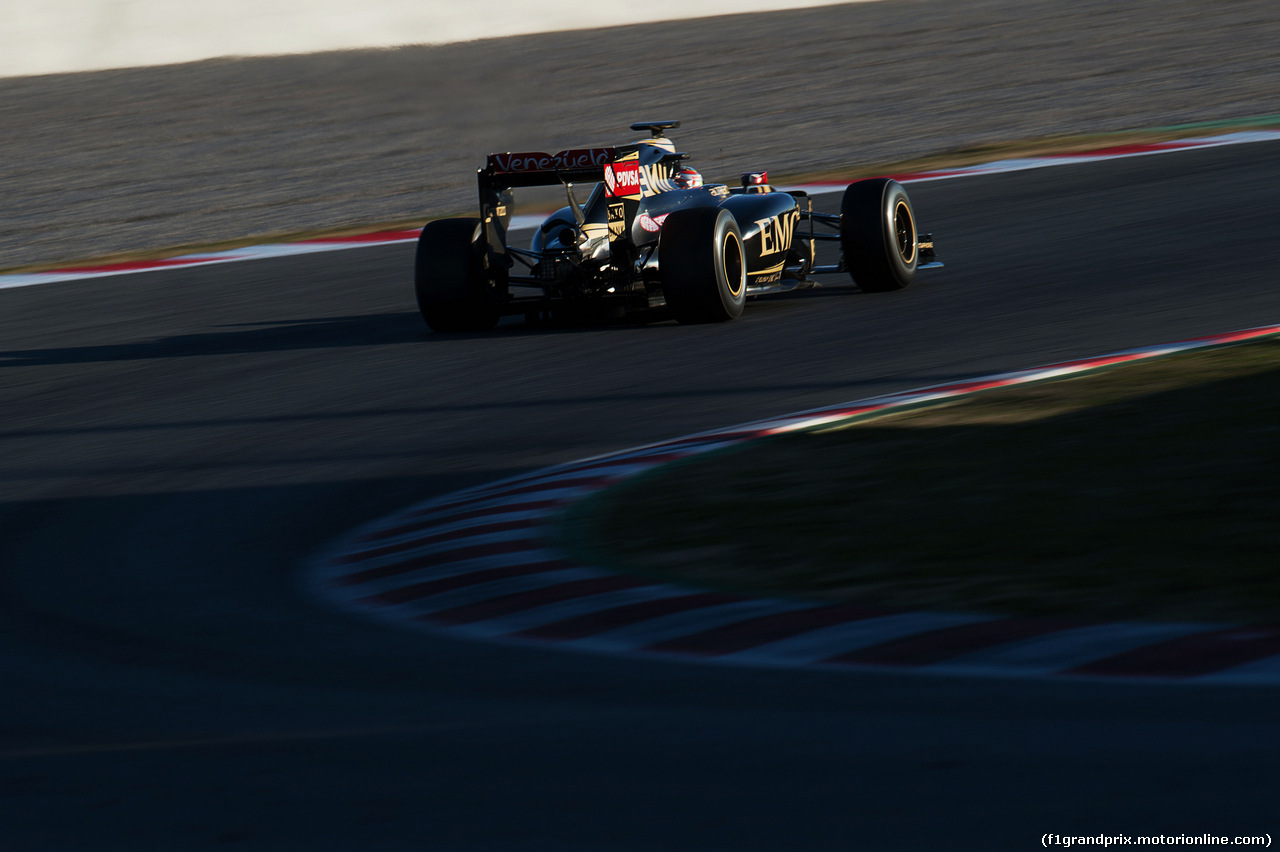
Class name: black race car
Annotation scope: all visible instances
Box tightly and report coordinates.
[414,120,940,331]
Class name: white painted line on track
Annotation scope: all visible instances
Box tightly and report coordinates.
[347,510,548,552]
[312,323,1280,685]
[390,568,606,616]
[1201,653,1280,685]
[317,550,565,599]
[926,622,1214,677]
[729,612,993,666]
[573,599,816,653]
[442,585,701,639]
[349,529,543,562]
[5,130,1279,293]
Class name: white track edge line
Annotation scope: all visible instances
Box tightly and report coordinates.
[6,131,1280,291]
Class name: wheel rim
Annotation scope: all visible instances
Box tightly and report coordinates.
[723,231,745,297]
[893,200,917,265]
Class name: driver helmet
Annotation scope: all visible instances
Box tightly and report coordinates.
[674,166,704,189]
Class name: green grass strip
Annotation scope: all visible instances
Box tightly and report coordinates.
[565,338,1280,624]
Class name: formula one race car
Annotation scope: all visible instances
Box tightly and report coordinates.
[414,120,940,331]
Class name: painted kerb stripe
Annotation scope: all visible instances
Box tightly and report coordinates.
[5,130,1280,291]
[312,324,1280,685]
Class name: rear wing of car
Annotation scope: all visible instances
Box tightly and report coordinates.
[476,146,646,266]
[481,148,616,189]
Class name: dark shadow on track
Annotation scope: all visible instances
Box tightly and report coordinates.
[0,372,987,442]
[0,295,864,361]
[0,312,427,366]
[425,287,887,339]
[0,475,514,685]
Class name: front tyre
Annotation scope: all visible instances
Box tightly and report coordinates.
[660,207,747,323]
[414,218,503,332]
[840,178,918,292]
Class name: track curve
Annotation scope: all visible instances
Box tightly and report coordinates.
[2,141,1279,849]
[313,324,1280,684]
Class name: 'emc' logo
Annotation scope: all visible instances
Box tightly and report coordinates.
[754,211,798,255]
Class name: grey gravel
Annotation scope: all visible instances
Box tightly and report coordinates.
[3,0,1280,269]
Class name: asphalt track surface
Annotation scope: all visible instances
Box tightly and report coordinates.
[2,142,1279,849]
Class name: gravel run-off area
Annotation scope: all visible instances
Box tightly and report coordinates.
[4,0,1280,269]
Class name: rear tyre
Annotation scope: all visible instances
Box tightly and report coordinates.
[660,208,747,323]
[414,218,504,332]
[840,178,918,292]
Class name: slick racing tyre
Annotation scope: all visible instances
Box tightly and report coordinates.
[660,207,747,323]
[840,178,918,292]
[414,218,505,332]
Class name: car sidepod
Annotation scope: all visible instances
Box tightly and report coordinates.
[721,192,801,287]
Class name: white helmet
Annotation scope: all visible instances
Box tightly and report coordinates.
[674,167,704,189]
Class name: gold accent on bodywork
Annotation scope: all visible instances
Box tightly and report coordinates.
[894,200,917,265]
[725,232,745,297]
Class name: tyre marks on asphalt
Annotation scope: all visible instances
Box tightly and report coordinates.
[312,325,1280,685]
